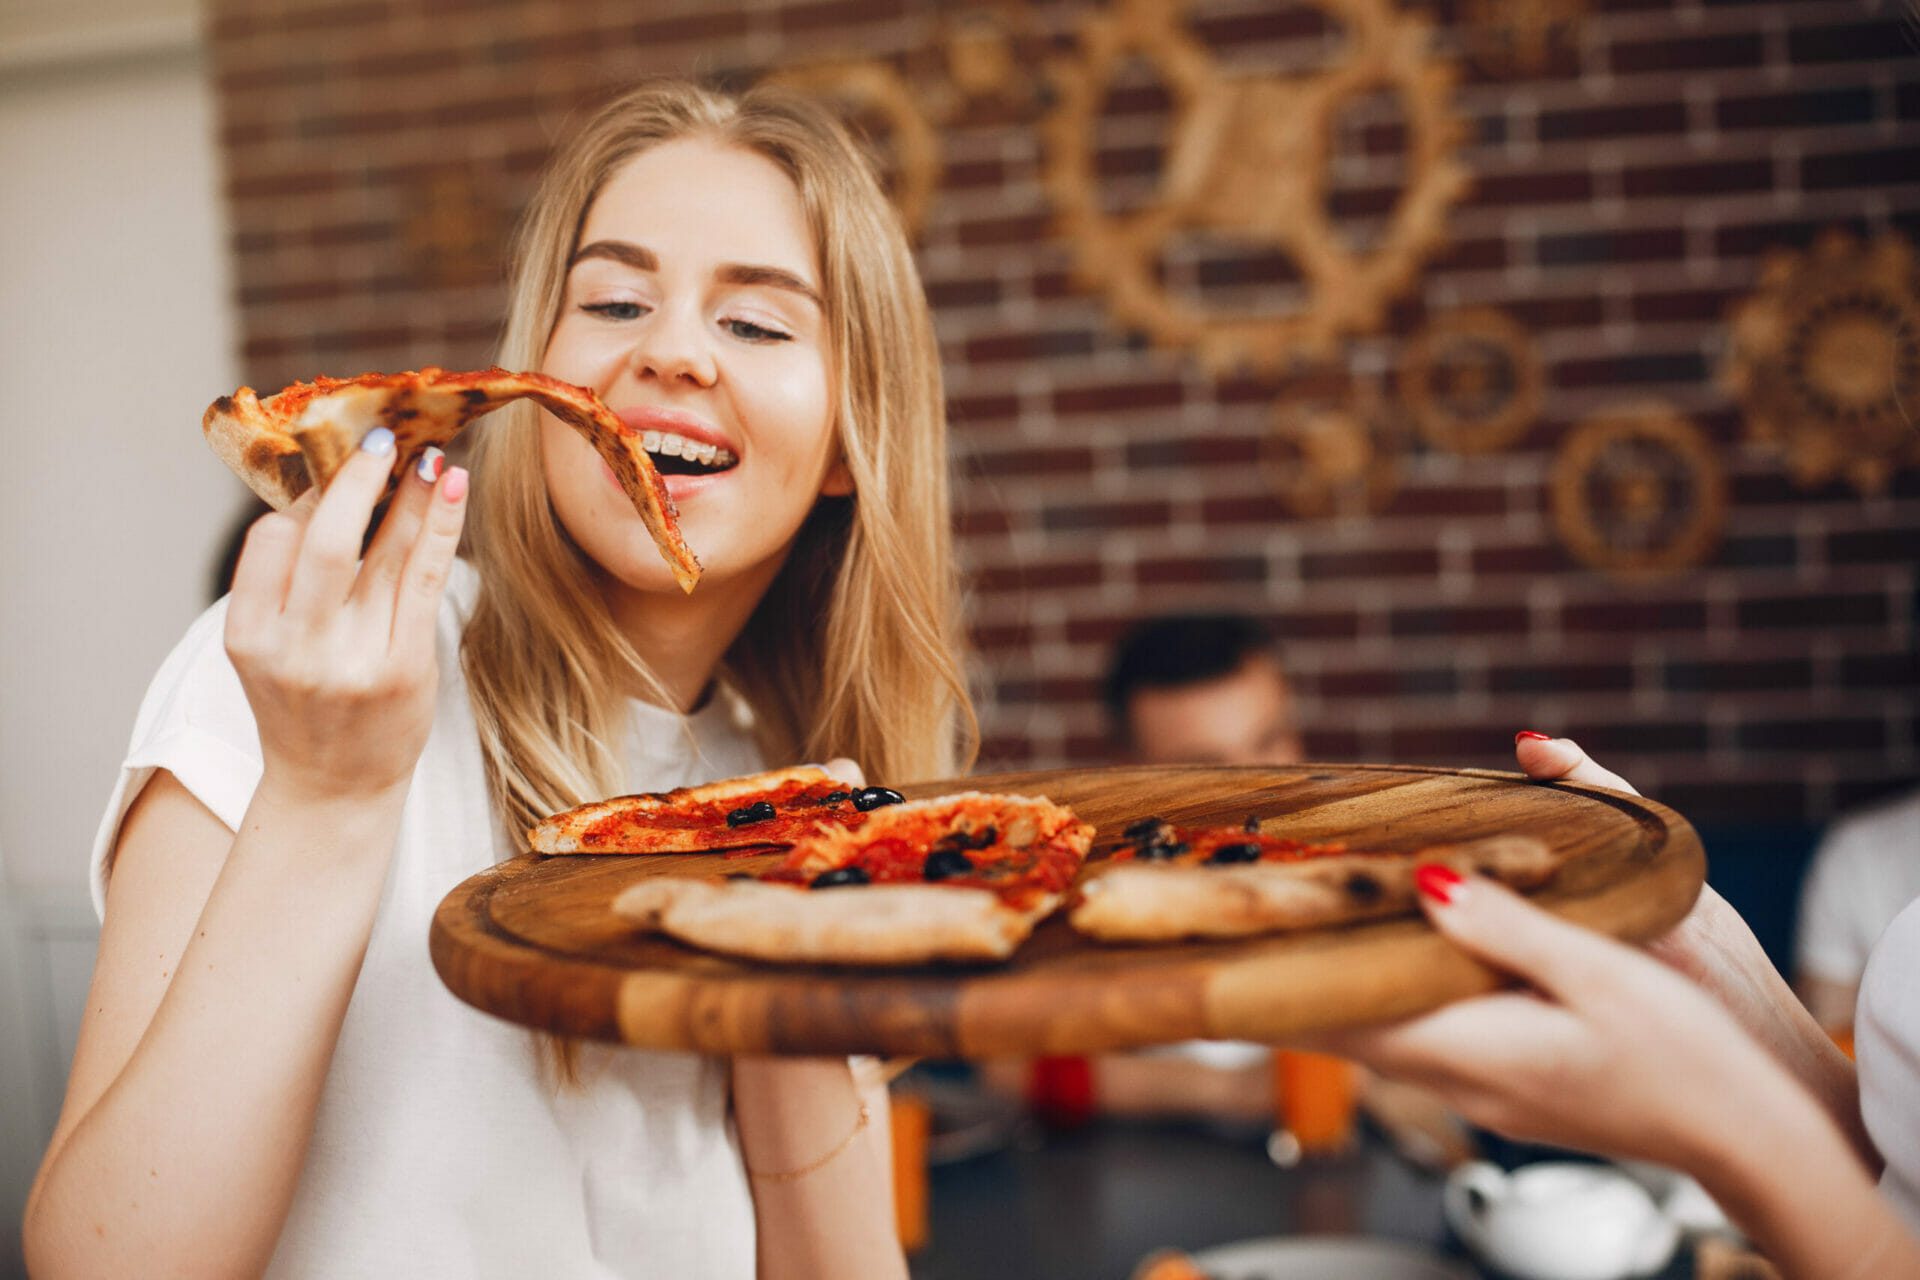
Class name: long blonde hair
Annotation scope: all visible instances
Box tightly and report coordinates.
[461,80,976,847]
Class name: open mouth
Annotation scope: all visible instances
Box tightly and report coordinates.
[643,430,738,477]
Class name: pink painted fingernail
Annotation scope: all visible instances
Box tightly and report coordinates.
[1415,863,1464,905]
[416,446,445,483]
[1516,730,1552,743]
[441,467,468,502]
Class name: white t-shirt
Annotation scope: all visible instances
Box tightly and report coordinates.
[88,560,761,1279]
[1795,788,1920,986]
[1857,892,1920,1232]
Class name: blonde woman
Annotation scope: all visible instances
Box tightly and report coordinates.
[25,81,968,1279]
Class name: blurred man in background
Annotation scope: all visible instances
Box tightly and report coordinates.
[1795,785,1920,1047]
[1104,614,1303,766]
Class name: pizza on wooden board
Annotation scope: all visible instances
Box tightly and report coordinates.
[612,793,1096,964]
[1067,815,1568,943]
[202,365,702,592]
[528,765,906,854]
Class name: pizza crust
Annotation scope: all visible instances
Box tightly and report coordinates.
[529,766,836,853]
[203,366,701,592]
[1069,835,1564,942]
[614,877,1050,964]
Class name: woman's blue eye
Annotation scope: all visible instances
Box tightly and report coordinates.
[725,318,790,342]
[581,301,646,321]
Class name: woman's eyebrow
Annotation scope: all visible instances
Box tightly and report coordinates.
[569,241,821,308]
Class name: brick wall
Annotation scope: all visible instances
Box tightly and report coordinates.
[206,0,1920,824]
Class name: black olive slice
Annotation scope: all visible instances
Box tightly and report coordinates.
[1243,815,1261,833]
[1123,816,1168,840]
[923,848,975,881]
[1205,842,1263,865]
[810,866,870,889]
[726,801,777,827]
[852,786,905,811]
[818,790,852,805]
[1134,840,1188,862]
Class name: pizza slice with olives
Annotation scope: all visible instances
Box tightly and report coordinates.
[528,765,906,854]
[612,793,1096,964]
[203,365,702,592]
[1068,815,1568,943]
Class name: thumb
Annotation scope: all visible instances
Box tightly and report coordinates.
[819,757,867,788]
[1513,733,1639,795]
[1415,868,1624,1007]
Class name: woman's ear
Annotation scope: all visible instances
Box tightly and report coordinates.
[820,455,855,497]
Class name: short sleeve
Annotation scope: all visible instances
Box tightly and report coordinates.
[87,596,263,920]
[1795,821,1873,985]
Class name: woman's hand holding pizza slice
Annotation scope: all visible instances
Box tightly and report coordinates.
[224,427,467,812]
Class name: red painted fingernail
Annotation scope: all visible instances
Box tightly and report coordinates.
[1516,730,1552,743]
[442,467,469,502]
[1415,863,1464,904]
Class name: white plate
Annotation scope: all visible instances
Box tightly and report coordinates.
[1190,1236,1476,1280]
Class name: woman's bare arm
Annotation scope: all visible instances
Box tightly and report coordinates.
[23,772,408,1277]
[734,1056,906,1280]
[26,436,466,1277]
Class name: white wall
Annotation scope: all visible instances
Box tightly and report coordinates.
[0,3,244,1269]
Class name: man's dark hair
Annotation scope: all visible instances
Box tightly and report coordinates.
[1103,613,1276,727]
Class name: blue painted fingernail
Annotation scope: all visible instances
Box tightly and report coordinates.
[416,446,445,482]
[360,426,396,456]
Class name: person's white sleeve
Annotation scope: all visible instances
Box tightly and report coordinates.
[1795,823,1872,986]
[87,597,263,921]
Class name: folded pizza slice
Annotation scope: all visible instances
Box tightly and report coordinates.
[203,365,701,592]
[1068,816,1568,943]
[613,792,1096,964]
[529,765,906,854]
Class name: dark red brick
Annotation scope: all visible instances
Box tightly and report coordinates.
[1739,718,1886,751]
[1466,169,1594,208]
[1840,651,1920,689]
[1609,32,1765,74]
[1716,86,1876,130]
[775,0,904,33]
[1301,548,1442,579]
[1040,500,1173,532]
[1052,381,1184,415]
[965,446,1098,479]
[1739,592,1889,628]
[1488,663,1634,694]
[972,559,1104,593]
[1804,146,1920,191]
[1788,21,1912,64]
[1538,101,1687,142]
[1621,158,1773,199]
[1134,556,1267,587]
[1389,604,1529,637]
[1665,658,1813,692]
[1319,666,1461,698]
[1126,437,1261,468]
[1537,227,1686,267]
[1562,601,1709,631]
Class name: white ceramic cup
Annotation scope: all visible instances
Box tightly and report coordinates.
[1443,1161,1681,1280]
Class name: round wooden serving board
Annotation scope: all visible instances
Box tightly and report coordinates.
[430,764,1703,1056]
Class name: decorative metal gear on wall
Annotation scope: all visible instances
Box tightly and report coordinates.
[763,59,943,240]
[1399,307,1544,454]
[1262,381,1404,517]
[1460,0,1586,77]
[1041,0,1469,372]
[1550,403,1727,581]
[922,0,1050,119]
[1723,228,1920,494]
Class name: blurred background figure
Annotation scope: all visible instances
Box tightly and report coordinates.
[1795,785,1920,1048]
[1103,614,1304,767]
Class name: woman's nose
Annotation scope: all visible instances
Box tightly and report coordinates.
[630,306,717,386]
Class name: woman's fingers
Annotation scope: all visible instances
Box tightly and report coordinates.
[820,757,866,788]
[351,447,445,613]
[282,428,400,625]
[224,510,304,641]
[1313,992,1583,1098]
[388,467,469,663]
[1413,871,1645,1009]
[1513,733,1639,796]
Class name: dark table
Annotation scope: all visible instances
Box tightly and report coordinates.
[910,1118,1452,1279]
[909,1119,1703,1280]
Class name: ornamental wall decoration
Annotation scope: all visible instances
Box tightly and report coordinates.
[1398,306,1544,454]
[1262,379,1406,518]
[1722,228,1920,495]
[1040,0,1470,372]
[1459,0,1587,78]
[762,59,944,240]
[1550,402,1727,581]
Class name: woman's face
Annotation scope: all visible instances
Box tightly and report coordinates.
[538,136,845,598]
